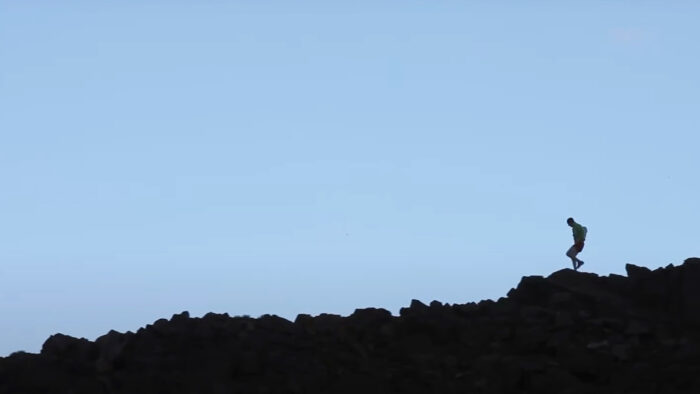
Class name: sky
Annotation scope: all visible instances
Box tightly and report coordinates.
[1,1,699,356]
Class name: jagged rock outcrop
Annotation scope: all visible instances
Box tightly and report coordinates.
[2,258,700,394]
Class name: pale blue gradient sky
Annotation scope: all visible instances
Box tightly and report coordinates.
[1,1,699,355]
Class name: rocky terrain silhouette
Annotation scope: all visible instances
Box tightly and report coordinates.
[3,258,700,394]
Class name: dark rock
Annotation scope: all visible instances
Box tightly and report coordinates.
[611,344,631,360]
[41,334,96,361]
[348,307,392,325]
[515,326,550,350]
[550,291,573,306]
[531,367,580,393]
[4,258,700,394]
[313,313,343,333]
[626,263,652,280]
[519,305,552,321]
[626,320,651,336]
[170,310,190,323]
[258,314,293,332]
[586,340,610,350]
[429,300,442,308]
[94,330,129,372]
[555,311,575,328]
[399,299,428,317]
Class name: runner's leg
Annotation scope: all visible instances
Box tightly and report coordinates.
[566,246,578,269]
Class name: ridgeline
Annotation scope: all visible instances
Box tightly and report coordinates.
[3,258,700,394]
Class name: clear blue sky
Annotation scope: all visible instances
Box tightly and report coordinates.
[1,1,699,356]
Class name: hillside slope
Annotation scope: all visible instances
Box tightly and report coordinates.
[2,258,700,394]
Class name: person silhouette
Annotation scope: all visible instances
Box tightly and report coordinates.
[566,217,587,270]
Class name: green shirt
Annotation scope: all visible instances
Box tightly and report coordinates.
[572,222,587,243]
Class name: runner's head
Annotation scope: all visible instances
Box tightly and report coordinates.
[567,217,575,226]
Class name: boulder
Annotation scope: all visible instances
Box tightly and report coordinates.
[41,333,96,361]
[626,263,652,280]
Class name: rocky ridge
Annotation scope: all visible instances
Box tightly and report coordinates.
[2,258,700,394]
